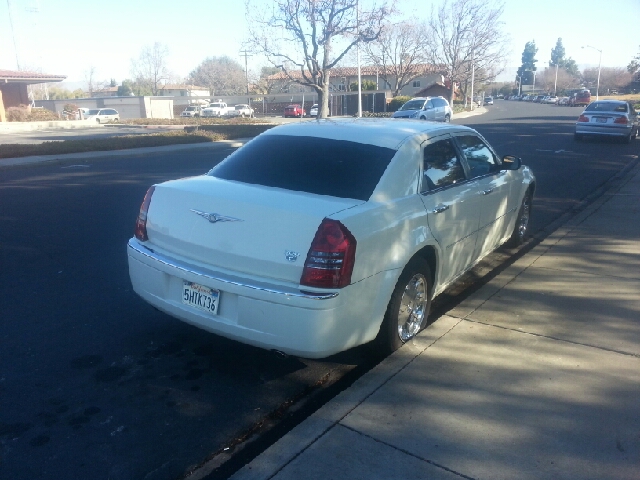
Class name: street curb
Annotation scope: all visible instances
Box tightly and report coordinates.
[227,316,462,480]
[0,139,251,169]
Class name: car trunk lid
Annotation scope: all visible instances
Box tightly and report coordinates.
[145,176,362,284]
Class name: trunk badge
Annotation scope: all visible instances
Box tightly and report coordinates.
[285,251,300,262]
[190,209,243,224]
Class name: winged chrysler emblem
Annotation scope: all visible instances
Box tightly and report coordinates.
[190,209,243,224]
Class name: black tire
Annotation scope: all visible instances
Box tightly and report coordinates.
[623,132,632,144]
[444,114,451,123]
[374,257,433,356]
[506,189,533,248]
[574,133,582,142]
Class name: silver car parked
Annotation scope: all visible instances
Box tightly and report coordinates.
[392,97,453,122]
[575,100,639,143]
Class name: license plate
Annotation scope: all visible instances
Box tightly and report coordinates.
[595,117,607,123]
[182,281,219,315]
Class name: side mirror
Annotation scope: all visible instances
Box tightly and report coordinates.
[502,155,521,170]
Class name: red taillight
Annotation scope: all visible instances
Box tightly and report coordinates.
[134,186,155,241]
[614,117,628,124]
[300,219,357,289]
[578,115,589,122]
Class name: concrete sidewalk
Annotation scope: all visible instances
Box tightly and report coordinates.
[229,162,640,479]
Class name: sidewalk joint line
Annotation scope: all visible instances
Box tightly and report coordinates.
[340,424,477,480]
[262,319,465,479]
[461,318,640,359]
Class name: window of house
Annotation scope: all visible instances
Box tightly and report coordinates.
[413,80,421,88]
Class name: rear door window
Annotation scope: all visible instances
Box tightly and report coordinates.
[210,135,397,201]
[422,138,466,193]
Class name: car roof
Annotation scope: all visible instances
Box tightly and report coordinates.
[261,118,474,150]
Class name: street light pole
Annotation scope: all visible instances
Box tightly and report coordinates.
[582,45,602,101]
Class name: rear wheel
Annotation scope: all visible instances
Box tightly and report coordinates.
[444,114,451,123]
[574,133,582,142]
[374,257,432,355]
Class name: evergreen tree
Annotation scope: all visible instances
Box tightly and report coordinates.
[517,41,538,85]
[549,38,579,76]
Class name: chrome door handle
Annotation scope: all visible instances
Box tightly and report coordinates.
[431,204,450,214]
[482,188,494,195]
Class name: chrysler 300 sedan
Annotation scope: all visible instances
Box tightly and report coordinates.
[127,119,535,358]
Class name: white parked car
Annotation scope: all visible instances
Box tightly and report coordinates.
[227,104,254,118]
[180,105,202,118]
[84,108,119,123]
[127,119,535,358]
[202,102,233,117]
[309,104,319,117]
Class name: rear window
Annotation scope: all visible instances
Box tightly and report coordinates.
[209,135,396,201]
[586,102,628,113]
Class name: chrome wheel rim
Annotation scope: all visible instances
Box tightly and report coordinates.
[397,274,428,342]
[517,195,531,240]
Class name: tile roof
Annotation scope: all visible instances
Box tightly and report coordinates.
[0,69,66,82]
[267,64,445,80]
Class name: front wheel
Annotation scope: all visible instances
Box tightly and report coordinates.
[506,189,532,248]
[444,114,451,123]
[374,257,432,355]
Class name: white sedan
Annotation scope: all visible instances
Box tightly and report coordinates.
[127,119,535,358]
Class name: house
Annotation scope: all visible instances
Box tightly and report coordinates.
[93,86,119,97]
[266,64,447,97]
[0,69,66,121]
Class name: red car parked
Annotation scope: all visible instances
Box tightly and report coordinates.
[284,104,305,118]
[569,90,591,107]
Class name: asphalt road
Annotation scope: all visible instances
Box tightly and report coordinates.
[1,102,638,480]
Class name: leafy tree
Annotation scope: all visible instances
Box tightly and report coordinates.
[365,21,433,97]
[628,45,640,80]
[517,40,537,86]
[188,56,246,96]
[110,78,117,87]
[425,0,509,107]
[117,80,134,96]
[246,0,389,118]
[349,80,377,91]
[130,42,171,96]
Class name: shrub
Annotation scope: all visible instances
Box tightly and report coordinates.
[6,106,30,122]
[388,96,411,112]
[27,108,60,121]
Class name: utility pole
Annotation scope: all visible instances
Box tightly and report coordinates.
[239,50,252,96]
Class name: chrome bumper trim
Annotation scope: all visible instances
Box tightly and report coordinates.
[127,238,338,300]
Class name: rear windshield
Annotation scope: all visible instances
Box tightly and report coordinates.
[209,134,396,201]
[586,102,628,113]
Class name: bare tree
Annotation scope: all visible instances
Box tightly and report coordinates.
[583,67,632,95]
[536,67,581,94]
[365,21,437,96]
[188,56,247,97]
[425,0,509,106]
[131,42,170,96]
[245,0,390,118]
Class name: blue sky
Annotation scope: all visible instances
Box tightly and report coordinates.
[1,0,638,88]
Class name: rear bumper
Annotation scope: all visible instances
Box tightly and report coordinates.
[127,238,393,358]
[575,123,633,137]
